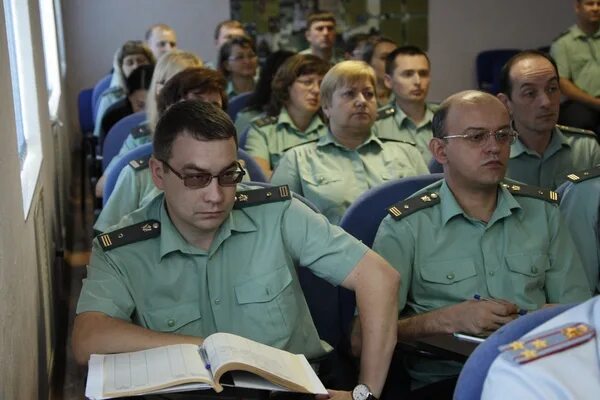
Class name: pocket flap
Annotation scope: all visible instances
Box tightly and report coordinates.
[506,254,547,276]
[420,259,477,284]
[301,173,342,186]
[143,302,202,332]
[235,266,293,304]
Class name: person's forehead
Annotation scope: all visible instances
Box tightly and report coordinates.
[335,76,373,90]
[171,135,236,162]
[510,57,556,84]
[394,54,429,69]
[310,20,335,29]
[448,100,508,128]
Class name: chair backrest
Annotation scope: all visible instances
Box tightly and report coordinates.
[239,126,251,150]
[238,148,267,182]
[475,49,520,94]
[78,88,94,134]
[92,74,113,122]
[101,112,148,171]
[340,173,443,248]
[555,180,572,200]
[103,143,153,204]
[454,303,576,400]
[227,92,253,121]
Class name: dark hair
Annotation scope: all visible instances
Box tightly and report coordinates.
[432,103,450,139]
[214,20,244,41]
[385,45,430,75]
[344,33,369,57]
[153,100,237,162]
[306,11,336,30]
[244,50,296,113]
[499,50,559,98]
[265,54,330,116]
[145,23,174,41]
[361,36,397,66]
[157,67,228,115]
[125,64,154,94]
[218,35,255,78]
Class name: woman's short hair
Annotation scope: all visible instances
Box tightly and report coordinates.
[112,40,155,90]
[320,60,376,108]
[157,67,228,115]
[146,50,203,131]
[218,35,255,78]
[265,54,330,116]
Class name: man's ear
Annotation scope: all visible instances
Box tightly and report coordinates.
[149,156,166,190]
[429,137,448,166]
[383,74,393,90]
[497,93,512,115]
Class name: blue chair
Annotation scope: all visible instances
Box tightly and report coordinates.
[101,112,147,171]
[78,88,95,213]
[103,143,153,204]
[92,73,112,123]
[238,148,267,182]
[453,303,576,400]
[555,180,571,200]
[476,49,520,94]
[340,173,443,248]
[227,92,253,121]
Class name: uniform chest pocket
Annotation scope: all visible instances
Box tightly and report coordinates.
[142,302,203,333]
[420,259,477,285]
[234,266,297,344]
[505,254,548,277]
[301,173,342,186]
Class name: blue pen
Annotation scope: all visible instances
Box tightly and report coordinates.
[199,346,211,371]
[473,294,527,316]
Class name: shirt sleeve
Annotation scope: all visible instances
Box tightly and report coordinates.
[281,198,368,286]
[406,145,430,175]
[244,125,270,162]
[94,166,141,233]
[559,182,600,293]
[550,38,571,79]
[76,240,136,320]
[271,149,304,195]
[545,204,592,303]
[481,357,549,400]
[372,215,415,311]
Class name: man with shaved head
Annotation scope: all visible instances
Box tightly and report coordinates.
[372,90,590,394]
[497,50,600,189]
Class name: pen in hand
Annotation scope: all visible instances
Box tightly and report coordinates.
[473,294,528,315]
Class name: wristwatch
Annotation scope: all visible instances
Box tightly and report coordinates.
[352,384,377,400]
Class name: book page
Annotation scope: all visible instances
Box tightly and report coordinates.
[204,332,327,394]
[101,344,213,398]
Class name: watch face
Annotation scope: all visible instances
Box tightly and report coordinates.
[352,384,371,400]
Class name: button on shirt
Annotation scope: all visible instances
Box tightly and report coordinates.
[373,103,437,164]
[507,126,600,189]
[482,296,600,400]
[78,189,369,360]
[559,176,600,294]
[245,109,328,170]
[551,24,600,96]
[271,131,429,224]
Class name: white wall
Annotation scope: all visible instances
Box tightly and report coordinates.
[428,0,573,101]
[62,0,230,140]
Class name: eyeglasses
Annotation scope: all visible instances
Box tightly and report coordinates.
[160,160,245,189]
[443,128,518,146]
[295,78,322,89]
[228,53,257,62]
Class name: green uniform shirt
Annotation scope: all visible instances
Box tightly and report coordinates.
[234,108,262,138]
[551,24,600,96]
[245,109,328,170]
[507,125,600,189]
[103,122,152,176]
[271,131,429,224]
[373,179,591,385]
[78,188,369,360]
[373,102,437,164]
[559,169,600,294]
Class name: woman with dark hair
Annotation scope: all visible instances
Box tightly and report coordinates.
[218,35,257,98]
[234,50,296,135]
[245,53,331,176]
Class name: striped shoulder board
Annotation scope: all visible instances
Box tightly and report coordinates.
[128,154,151,171]
[387,192,440,220]
[377,105,395,121]
[96,220,160,251]
[556,124,596,137]
[234,185,291,209]
[501,182,559,204]
[252,115,278,128]
[566,165,600,183]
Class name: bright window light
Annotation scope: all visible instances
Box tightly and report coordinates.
[39,0,61,118]
[4,0,43,218]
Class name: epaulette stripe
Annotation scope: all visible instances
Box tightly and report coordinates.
[387,192,440,220]
[97,219,160,251]
[129,155,151,171]
[281,138,319,152]
[565,165,600,183]
[234,185,291,209]
[253,116,278,128]
[556,124,596,137]
[501,182,559,204]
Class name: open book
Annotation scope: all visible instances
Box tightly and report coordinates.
[85,332,328,399]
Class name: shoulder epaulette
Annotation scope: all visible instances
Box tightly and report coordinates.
[556,124,596,137]
[102,86,124,97]
[501,182,559,204]
[234,185,291,209]
[552,30,570,43]
[282,138,319,153]
[377,105,395,120]
[128,155,151,171]
[378,137,417,146]
[252,115,278,128]
[387,192,440,220]
[499,322,594,365]
[130,123,150,139]
[96,219,160,251]
[566,165,600,183]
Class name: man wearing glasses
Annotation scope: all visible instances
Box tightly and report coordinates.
[372,90,590,394]
[497,50,600,189]
[73,101,399,400]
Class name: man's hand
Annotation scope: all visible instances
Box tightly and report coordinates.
[315,389,352,399]
[445,299,519,335]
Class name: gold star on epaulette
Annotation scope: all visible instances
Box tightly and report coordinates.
[519,349,538,360]
[507,341,525,351]
[129,155,151,171]
[97,220,160,251]
[502,180,559,204]
[565,165,600,183]
[531,339,548,349]
[233,185,291,209]
[376,105,395,120]
[387,192,440,220]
